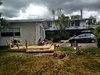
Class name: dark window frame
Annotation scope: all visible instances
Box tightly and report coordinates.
[47,21,52,27]
[1,27,20,37]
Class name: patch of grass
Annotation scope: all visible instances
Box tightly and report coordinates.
[0,46,8,56]
[55,47,74,51]
[81,47,100,57]
[82,60,100,72]
[0,46,100,75]
[55,46,100,57]
[0,46,8,50]
[0,53,32,75]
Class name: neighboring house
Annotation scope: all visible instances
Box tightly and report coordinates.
[46,20,59,30]
[45,20,58,31]
[0,19,48,46]
[46,18,96,30]
[45,18,96,38]
[68,18,96,29]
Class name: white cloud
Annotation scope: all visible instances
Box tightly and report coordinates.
[70,11,80,15]
[1,0,100,21]
[1,1,100,21]
[83,11,97,18]
[7,4,50,20]
[83,10,100,21]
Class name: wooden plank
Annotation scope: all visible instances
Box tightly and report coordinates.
[8,48,26,52]
[8,44,54,53]
[10,46,26,49]
[28,44,52,49]
[49,45,54,50]
[9,45,26,52]
[26,45,54,53]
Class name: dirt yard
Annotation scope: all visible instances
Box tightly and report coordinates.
[0,45,100,75]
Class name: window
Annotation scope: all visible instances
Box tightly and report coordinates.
[78,34,85,37]
[47,21,52,27]
[71,21,75,26]
[1,27,20,37]
[75,20,80,26]
[70,20,80,27]
[14,28,20,36]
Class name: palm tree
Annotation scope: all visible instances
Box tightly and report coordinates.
[52,8,70,32]
[54,14,70,34]
[57,8,61,17]
[52,10,55,21]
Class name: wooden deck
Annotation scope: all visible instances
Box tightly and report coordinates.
[27,44,52,49]
[26,45,54,53]
[8,44,54,53]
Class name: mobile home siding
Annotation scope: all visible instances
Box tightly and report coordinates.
[0,22,37,46]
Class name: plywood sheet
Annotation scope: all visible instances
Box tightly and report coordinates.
[26,45,54,53]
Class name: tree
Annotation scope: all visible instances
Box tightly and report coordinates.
[54,14,70,33]
[51,8,70,41]
[52,8,62,30]
[0,0,2,17]
[0,1,9,31]
[71,15,81,19]
[52,10,55,21]
[94,23,100,48]
[52,8,70,32]
[0,0,2,29]
[86,16,96,29]
[0,18,10,29]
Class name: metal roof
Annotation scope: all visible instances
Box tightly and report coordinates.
[8,19,49,29]
[8,19,46,23]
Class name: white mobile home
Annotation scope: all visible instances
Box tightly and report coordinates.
[46,18,96,30]
[0,19,48,46]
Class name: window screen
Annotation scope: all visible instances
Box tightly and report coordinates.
[1,27,20,37]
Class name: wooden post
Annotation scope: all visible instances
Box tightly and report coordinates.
[17,40,19,49]
[9,42,11,49]
[25,40,28,49]
[50,38,53,45]
[6,40,9,46]
[6,40,11,49]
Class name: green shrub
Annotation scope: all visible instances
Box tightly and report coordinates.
[58,31,70,40]
[94,25,100,48]
[53,34,61,42]
[46,31,70,42]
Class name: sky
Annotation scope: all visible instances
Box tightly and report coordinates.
[0,0,100,21]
